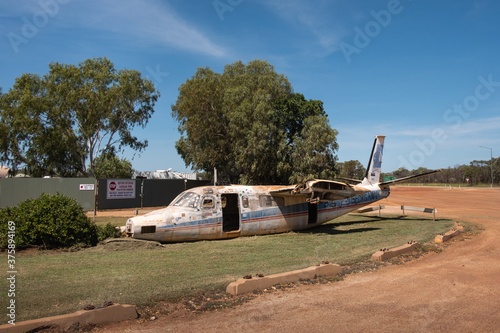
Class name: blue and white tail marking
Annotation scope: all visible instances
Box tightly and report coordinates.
[362,135,385,186]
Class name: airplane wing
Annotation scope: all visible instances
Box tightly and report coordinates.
[334,177,363,184]
[270,179,362,203]
[378,169,441,188]
[268,185,297,196]
[270,170,441,203]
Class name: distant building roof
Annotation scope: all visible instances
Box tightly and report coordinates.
[132,170,199,180]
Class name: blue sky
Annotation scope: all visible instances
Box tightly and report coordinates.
[1,0,499,175]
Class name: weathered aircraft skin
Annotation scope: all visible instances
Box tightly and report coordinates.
[125,136,438,242]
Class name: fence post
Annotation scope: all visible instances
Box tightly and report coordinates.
[93,178,98,222]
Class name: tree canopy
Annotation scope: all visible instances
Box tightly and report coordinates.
[0,57,159,177]
[337,160,366,180]
[92,152,133,179]
[172,59,338,185]
[382,158,500,186]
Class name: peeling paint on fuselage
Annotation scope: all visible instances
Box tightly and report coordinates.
[125,184,390,242]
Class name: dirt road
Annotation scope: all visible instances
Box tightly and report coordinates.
[98,187,500,332]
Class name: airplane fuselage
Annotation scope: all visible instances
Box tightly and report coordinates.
[124,135,440,243]
[125,184,390,242]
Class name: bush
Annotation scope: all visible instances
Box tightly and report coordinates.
[97,223,121,242]
[0,193,98,249]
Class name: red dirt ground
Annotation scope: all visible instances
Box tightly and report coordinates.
[95,186,500,332]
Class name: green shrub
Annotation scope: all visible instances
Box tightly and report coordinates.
[0,193,98,249]
[97,223,121,242]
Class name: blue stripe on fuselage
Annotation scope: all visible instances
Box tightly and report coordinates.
[155,189,388,231]
[319,189,388,211]
[157,217,220,230]
[241,203,307,223]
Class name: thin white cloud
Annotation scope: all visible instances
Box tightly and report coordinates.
[262,0,346,55]
[452,116,500,136]
[336,116,500,158]
[62,0,227,58]
[392,116,500,138]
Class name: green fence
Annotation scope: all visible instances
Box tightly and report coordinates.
[0,178,96,210]
[96,179,210,210]
[0,178,210,211]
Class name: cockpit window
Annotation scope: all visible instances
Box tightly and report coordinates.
[202,197,214,209]
[172,192,200,209]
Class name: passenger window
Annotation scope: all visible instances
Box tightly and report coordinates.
[242,195,249,208]
[259,195,273,207]
[202,197,214,209]
[259,195,284,207]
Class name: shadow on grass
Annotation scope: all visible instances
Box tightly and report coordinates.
[345,214,448,223]
[314,227,382,235]
[297,213,446,236]
[297,222,381,235]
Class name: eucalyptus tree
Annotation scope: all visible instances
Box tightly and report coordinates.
[172,59,338,185]
[92,151,133,179]
[0,57,159,176]
[336,160,366,180]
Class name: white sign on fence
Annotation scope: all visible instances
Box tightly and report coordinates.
[106,179,136,199]
[79,184,95,191]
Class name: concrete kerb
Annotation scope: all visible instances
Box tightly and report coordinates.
[371,241,422,261]
[371,221,465,261]
[226,263,342,296]
[0,304,138,333]
[435,221,464,243]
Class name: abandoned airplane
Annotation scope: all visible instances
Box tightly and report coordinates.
[124,136,439,242]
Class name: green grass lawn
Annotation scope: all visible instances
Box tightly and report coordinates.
[1,213,472,324]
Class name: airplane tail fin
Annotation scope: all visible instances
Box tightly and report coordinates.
[362,135,385,186]
[357,135,441,187]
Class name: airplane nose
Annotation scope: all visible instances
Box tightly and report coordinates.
[124,209,172,240]
[125,218,134,236]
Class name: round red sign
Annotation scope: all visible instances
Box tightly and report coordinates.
[109,181,117,190]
